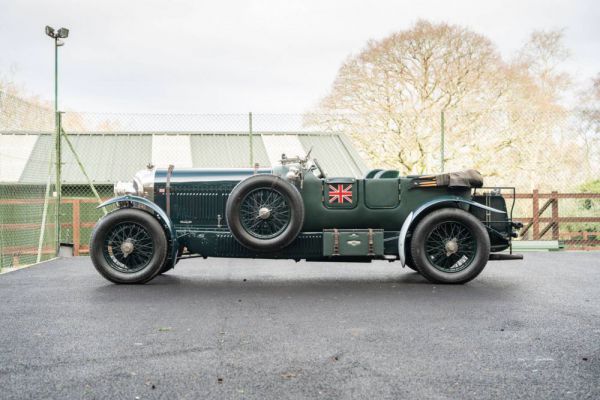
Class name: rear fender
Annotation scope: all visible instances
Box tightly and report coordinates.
[398,196,505,266]
[97,195,179,267]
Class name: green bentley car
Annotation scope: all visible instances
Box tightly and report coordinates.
[90,154,522,285]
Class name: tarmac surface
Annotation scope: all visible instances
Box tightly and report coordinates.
[0,253,598,399]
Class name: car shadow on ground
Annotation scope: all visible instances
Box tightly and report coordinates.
[90,267,519,303]
[153,270,428,285]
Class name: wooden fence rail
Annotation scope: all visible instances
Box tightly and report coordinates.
[502,191,600,246]
[1,192,599,265]
[0,198,104,264]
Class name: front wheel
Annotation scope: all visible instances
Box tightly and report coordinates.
[410,208,490,284]
[90,208,167,284]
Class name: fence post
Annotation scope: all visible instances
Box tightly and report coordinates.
[249,112,253,167]
[36,142,55,263]
[55,111,62,255]
[532,189,539,240]
[72,199,80,256]
[0,208,4,271]
[551,191,559,240]
[440,111,445,173]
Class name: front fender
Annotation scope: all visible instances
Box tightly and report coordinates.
[398,196,505,266]
[97,195,178,266]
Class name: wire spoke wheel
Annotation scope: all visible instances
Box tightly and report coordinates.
[102,221,155,273]
[91,208,167,284]
[424,220,477,273]
[226,175,304,251]
[239,188,291,239]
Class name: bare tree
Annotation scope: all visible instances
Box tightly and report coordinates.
[310,20,509,173]
[576,74,600,169]
[308,22,588,190]
[516,30,571,103]
[0,74,54,132]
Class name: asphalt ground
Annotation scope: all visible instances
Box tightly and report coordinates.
[0,253,598,399]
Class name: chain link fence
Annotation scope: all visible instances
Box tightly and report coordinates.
[60,108,600,191]
[1,90,599,267]
[0,92,58,269]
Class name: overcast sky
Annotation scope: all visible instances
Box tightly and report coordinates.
[0,0,598,114]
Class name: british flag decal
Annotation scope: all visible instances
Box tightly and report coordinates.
[328,184,353,204]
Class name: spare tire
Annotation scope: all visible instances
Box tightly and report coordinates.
[226,174,304,251]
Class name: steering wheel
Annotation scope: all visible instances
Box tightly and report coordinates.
[312,158,327,179]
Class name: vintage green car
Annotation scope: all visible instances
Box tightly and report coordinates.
[90,154,522,285]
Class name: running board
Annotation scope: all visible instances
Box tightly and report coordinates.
[489,253,524,261]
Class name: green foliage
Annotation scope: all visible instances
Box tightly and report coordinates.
[578,179,600,211]
[579,179,600,193]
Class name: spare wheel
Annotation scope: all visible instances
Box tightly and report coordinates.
[225,174,305,251]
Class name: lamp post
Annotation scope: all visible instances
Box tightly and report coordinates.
[45,25,69,254]
[45,26,68,113]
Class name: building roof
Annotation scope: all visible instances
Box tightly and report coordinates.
[0,131,368,184]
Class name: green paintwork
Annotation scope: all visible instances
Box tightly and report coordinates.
[102,161,515,263]
[364,179,399,208]
[299,173,471,232]
[154,168,272,185]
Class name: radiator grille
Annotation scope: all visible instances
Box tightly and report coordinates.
[170,183,234,226]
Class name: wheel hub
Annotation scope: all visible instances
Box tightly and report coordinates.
[239,187,291,240]
[423,220,476,274]
[258,207,271,220]
[120,240,134,257]
[445,239,458,256]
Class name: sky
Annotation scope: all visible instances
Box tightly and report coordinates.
[0,0,599,114]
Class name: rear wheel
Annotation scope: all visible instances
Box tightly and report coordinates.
[90,208,167,284]
[410,208,490,284]
[404,246,419,272]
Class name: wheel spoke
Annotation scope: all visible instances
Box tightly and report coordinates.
[424,220,477,273]
[239,188,291,239]
[102,221,154,274]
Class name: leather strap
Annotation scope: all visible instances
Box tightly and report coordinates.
[333,228,340,256]
[166,164,174,217]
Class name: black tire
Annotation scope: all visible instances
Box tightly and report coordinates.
[226,174,305,251]
[410,208,490,284]
[158,259,174,275]
[404,245,419,272]
[90,208,168,284]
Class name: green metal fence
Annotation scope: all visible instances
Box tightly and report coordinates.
[0,92,58,269]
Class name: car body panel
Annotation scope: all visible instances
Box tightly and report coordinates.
[100,164,516,263]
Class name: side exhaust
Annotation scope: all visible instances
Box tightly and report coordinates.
[489,253,524,261]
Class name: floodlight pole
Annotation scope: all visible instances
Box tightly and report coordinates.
[54,36,62,256]
[46,27,67,256]
[54,36,58,114]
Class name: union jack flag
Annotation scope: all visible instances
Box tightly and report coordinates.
[328,184,353,204]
